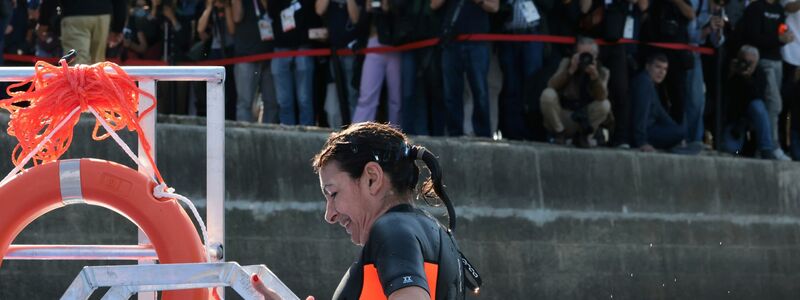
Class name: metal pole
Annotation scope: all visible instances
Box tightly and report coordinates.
[207,75,226,298]
[714,46,723,151]
[0,66,225,82]
[137,79,157,300]
[5,245,157,260]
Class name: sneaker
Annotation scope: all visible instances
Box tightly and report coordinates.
[760,148,792,161]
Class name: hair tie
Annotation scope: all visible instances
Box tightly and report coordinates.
[412,145,427,161]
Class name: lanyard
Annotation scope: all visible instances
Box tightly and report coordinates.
[253,0,264,17]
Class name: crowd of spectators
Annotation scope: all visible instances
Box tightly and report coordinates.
[0,0,799,161]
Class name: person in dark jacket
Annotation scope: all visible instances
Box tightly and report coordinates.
[38,0,128,64]
[432,0,499,137]
[630,53,685,152]
[720,45,791,160]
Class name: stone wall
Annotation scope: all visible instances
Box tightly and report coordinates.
[2,115,800,299]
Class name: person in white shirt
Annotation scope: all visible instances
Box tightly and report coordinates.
[782,0,800,159]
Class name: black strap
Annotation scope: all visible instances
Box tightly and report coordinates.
[445,229,482,294]
[459,251,482,293]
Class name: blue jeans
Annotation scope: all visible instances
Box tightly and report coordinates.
[441,42,491,137]
[235,61,277,123]
[271,47,315,125]
[631,84,684,149]
[329,55,358,119]
[497,39,543,140]
[684,52,705,142]
[721,100,776,154]
[401,48,445,136]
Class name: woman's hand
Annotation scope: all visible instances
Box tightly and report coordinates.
[251,274,315,300]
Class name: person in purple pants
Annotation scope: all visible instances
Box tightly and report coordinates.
[351,0,402,127]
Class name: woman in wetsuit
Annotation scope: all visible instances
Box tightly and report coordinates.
[254,122,479,300]
[312,122,480,300]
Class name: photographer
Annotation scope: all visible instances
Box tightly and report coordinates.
[720,45,791,160]
[540,36,611,148]
[577,0,649,148]
[683,0,727,150]
[123,0,165,60]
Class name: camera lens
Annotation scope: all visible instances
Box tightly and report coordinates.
[578,53,593,69]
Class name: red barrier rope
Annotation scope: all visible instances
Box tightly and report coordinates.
[3,33,715,66]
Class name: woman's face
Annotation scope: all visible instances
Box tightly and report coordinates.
[319,162,378,246]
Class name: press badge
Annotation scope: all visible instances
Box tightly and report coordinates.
[281,7,296,32]
[258,16,274,40]
[308,28,328,40]
[623,15,634,39]
[520,1,540,24]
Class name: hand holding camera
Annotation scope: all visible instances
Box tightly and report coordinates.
[570,52,598,79]
[579,52,599,78]
[731,58,753,75]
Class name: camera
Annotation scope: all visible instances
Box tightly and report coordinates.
[578,52,594,71]
[123,28,134,41]
[731,58,751,74]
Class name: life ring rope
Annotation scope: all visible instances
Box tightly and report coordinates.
[0,59,162,182]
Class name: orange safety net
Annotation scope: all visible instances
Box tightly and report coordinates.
[0,59,164,183]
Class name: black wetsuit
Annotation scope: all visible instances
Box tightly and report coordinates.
[332,204,466,300]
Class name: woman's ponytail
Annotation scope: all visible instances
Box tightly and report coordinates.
[409,145,456,231]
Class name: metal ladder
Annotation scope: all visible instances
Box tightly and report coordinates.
[60,262,300,300]
[0,66,227,299]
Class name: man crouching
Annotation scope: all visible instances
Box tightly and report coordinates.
[540,36,611,148]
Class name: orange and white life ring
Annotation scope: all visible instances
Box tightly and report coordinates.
[0,158,210,300]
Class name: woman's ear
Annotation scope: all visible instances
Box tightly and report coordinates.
[361,161,384,195]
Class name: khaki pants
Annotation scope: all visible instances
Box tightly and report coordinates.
[61,14,111,64]
[540,88,611,136]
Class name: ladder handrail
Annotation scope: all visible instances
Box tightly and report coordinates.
[60,262,300,300]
